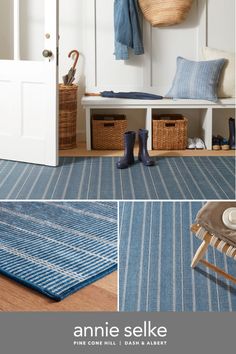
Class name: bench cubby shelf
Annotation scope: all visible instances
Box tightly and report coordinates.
[82,97,235,151]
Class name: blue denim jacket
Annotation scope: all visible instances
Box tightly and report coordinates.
[114,0,144,60]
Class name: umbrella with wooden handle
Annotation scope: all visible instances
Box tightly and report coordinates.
[85,91,163,99]
[63,50,80,85]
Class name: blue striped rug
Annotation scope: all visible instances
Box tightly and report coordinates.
[119,202,236,312]
[0,157,235,200]
[0,202,117,301]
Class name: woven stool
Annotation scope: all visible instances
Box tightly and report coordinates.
[191,202,236,284]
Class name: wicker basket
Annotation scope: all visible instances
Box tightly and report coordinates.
[59,84,78,150]
[152,114,188,150]
[138,0,193,27]
[92,114,127,150]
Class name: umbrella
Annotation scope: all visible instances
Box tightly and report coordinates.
[63,50,80,85]
[85,91,163,100]
[101,91,163,100]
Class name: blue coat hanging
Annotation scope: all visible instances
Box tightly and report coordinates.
[114,0,144,60]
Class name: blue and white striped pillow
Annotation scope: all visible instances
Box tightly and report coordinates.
[167,56,226,102]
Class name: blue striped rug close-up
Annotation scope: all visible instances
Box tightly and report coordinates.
[0,156,235,200]
[0,202,117,301]
[119,202,236,312]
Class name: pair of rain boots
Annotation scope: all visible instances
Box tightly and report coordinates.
[116,129,155,169]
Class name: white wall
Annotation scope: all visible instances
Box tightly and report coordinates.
[0,0,235,141]
[19,0,44,61]
[60,0,235,141]
[0,0,44,61]
[81,0,236,93]
[0,0,14,60]
[207,0,235,52]
[82,0,201,93]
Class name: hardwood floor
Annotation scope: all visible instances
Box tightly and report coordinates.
[0,272,117,312]
[60,142,235,157]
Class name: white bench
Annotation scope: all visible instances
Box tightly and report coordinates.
[81,97,235,151]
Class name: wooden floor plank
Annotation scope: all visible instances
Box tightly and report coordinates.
[0,272,117,312]
[60,142,235,157]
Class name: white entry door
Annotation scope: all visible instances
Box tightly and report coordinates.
[0,0,58,166]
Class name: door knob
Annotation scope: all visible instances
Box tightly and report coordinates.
[42,50,53,58]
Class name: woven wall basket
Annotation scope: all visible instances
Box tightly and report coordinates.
[138,0,193,27]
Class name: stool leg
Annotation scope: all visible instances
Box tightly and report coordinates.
[191,239,210,268]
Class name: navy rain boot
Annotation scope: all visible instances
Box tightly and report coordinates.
[229,117,235,150]
[138,129,155,166]
[116,131,136,169]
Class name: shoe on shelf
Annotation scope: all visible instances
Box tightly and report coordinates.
[221,139,230,150]
[212,136,220,150]
[187,138,195,149]
[217,135,230,150]
[194,137,206,149]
